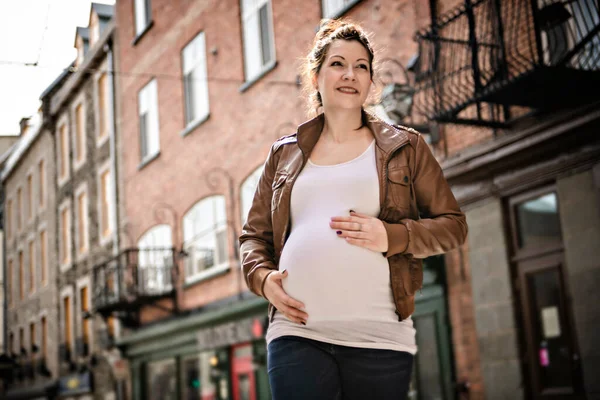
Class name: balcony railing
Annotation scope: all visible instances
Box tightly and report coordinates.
[413,0,600,126]
[93,247,177,315]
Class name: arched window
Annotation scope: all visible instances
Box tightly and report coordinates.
[240,165,264,226]
[137,224,173,293]
[183,196,228,282]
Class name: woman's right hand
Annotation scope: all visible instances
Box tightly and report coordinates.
[263,270,308,325]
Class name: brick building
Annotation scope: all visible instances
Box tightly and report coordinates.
[39,3,126,399]
[100,0,599,400]
[2,114,60,398]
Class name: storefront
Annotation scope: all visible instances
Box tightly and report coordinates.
[120,296,270,400]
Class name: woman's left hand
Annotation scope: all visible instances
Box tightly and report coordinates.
[330,211,388,252]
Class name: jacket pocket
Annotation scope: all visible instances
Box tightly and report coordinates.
[388,166,411,209]
[271,172,287,211]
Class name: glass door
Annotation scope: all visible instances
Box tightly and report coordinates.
[509,188,584,399]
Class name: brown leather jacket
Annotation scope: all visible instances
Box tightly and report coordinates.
[240,113,467,321]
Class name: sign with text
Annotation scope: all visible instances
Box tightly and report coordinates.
[196,317,264,351]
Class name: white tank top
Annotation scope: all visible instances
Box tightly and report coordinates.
[266,140,417,354]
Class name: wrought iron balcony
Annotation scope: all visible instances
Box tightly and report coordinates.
[92,247,177,317]
[413,0,600,126]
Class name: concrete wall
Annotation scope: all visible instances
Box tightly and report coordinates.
[466,198,523,400]
[557,167,600,400]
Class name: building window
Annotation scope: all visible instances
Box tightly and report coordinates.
[146,358,177,400]
[97,72,109,141]
[7,259,13,307]
[80,286,90,351]
[76,188,88,256]
[9,332,14,355]
[240,166,263,225]
[26,174,33,220]
[183,196,228,283]
[182,32,210,127]
[38,160,45,208]
[74,102,86,166]
[138,79,160,161]
[60,206,71,266]
[6,199,11,238]
[19,327,24,354]
[99,167,113,241]
[76,36,85,67]
[137,225,173,292]
[90,12,99,46]
[241,0,275,82]
[29,240,35,293]
[40,230,47,285]
[17,187,22,230]
[41,316,47,359]
[322,0,358,18]
[59,123,69,181]
[134,0,152,36]
[63,295,73,354]
[30,322,36,356]
[182,351,218,400]
[19,251,24,300]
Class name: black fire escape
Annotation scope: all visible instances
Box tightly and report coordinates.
[412,0,600,127]
[92,247,178,329]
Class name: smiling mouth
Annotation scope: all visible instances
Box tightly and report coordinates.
[337,87,359,94]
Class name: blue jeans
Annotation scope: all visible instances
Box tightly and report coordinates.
[267,336,414,400]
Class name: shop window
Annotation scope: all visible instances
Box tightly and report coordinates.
[146,358,177,400]
[181,351,218,400]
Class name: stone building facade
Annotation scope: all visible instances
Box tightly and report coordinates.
[2,118,60,398]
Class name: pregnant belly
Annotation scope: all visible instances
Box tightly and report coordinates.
[278,225,393,322]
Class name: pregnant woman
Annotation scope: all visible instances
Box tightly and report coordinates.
[240,19,468,400]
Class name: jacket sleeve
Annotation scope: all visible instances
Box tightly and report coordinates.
[239,144,279,298]
[383,134,468,259]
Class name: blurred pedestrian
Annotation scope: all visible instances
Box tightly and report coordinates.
[240,18,467,400]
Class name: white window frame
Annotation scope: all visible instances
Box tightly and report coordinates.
[60,286,75,357]
[240,165,264,226]
[322,0,359,18]
[138,79,160,162]
[97,160,115,246]
[134,0,152,37]
[183,195,229,284]
[75,183,89,259]
[240,0,276,82]
[59,200,72,271]
[57,113,71,187]
[76,276,93,353]
[94,62,111,147]
[72,94,87,171]
[137,225,173,293]
[182,31,210,128]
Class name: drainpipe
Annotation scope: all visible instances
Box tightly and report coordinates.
[105,41,120,257]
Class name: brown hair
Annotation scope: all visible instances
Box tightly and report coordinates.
[302,19,376,117]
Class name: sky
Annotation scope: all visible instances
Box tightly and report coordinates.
[0,0,115,135]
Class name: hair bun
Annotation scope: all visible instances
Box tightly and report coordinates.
[316,18,344,40]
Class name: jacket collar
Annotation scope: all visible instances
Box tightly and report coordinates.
[295,112,410,156]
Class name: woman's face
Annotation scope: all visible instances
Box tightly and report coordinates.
[316,39,372,112]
